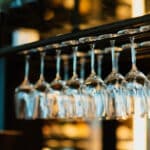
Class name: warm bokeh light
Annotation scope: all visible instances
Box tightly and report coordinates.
[132,0,145,17]
[12,28,40,46]
[79,0,91,15]
[63,0,74,9]
[116,125,132,140]
[116,5,131,19]
[117,141,133,150]
[44,10,55,21]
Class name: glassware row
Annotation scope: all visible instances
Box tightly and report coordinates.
[15,25,150,120]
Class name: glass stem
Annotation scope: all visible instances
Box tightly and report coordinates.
[40,52,45,80]
[73,46,78,77]
[24,55,30,81]
[97,55,103,77]
[80,57,85,80]
[110,40,116,73]
[56,50,61,79]
[130,36,137,71]
[90,43,95,75]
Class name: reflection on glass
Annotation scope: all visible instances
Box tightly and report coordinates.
[104,38,127,120]
[15,54,36,119]
[64,40,85,119]
[34,52,49,119]
[79,36,108,119]
[118,28,148,117]
[48,47,69,119]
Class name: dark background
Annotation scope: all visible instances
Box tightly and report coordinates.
[0,1,150,150]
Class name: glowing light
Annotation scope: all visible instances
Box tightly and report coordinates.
[132,0,145,17]
[63,0,74,9]
[12,28,40,46]
[79,0,91,15]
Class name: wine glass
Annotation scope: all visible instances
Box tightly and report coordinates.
[79,36,108,119]
[118,28,148,117]
[104,36,127,120]
[62,40,90,119]
[34,50,49,119]
[15,53,36,119]
[47,44,69,119]
[139,40,150,118]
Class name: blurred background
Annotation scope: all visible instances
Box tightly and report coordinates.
[0,0,150,43]
[0,0,150,150]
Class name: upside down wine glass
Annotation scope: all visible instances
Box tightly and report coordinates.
[104,34,127,120]
[79,36,108,119]
[15,54,35,119]
[48,45,68,119]
[34,51,49,119]
[139,28,150,118]
[118,28,148,117]
[63,40,86,119]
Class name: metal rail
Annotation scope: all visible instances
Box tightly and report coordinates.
[0,14,150,57]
